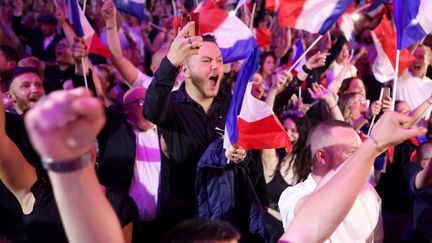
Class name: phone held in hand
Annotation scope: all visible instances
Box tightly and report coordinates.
[180,12,200,37]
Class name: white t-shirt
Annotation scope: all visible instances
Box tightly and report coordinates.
[326,61,357,86]
[128,127,161,221]
[396,71,432,126]
[279,174,383,243]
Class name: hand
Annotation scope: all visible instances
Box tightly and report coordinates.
[101,0,116,26]
[271,69,292,92]
[166,22,202,67]
[55,6,66,25]
[370,112,426,150]
[72,37,88,63]
[24,88,105,161]
[305,51,329,69]
[367,100,382,118]
[308,82,336,105]
[225,144,247,163]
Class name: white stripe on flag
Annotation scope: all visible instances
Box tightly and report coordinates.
[213,17,254,49]
[417,0,432,34]
[295,0,338,33]
[238,83,273,122]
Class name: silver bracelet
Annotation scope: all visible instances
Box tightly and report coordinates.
[42,152,92,173]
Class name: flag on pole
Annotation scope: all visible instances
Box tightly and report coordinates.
[112,0,147,20]
[293,36,306,72]
[197,0,257,63]
[371,16,414,82]
[223,47,291,151]
[68,0,111,57]
[265,0,353,34]
[393,0,432,50]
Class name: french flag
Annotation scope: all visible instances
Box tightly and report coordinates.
[112,0,147,20]
[394,0,432,50]
[371,16,414,82]
[197,0,257,63]
[223,47,291,151]
[266,0,353,34]
[293,36,306,72]
[69,0,111,58]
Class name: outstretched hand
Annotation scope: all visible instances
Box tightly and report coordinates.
[166,22,202,67]
[308,82,336,105]
[305,51,329,69]
[25,88,105,161]
[370,112,427,151]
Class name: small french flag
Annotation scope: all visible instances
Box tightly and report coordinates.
[371,16,414,83]
[69,0,111,58]
[394,0,432,50]
[223,47,291,151]
[266,0,353,34]
[197,0,257,63]
[112,0,147,20]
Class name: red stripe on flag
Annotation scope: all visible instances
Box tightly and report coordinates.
[374,16,414,74]
[237,115,291,151]
[89,35,111,58]
[198,0,228,34]
[278,0,306,28]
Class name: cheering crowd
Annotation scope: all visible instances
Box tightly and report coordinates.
[1,0,432,242]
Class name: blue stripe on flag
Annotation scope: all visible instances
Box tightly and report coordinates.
[394,0,426,49]
[319,0,353,34]
[219,37,257,64]
[70,0,84,37]
[225,47,261,145]
[113,0,147,20]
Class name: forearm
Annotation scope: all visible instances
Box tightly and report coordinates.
[48,164,124,243]
[265,87,278,109]
[409,96,432,126]
[144,58,178,124]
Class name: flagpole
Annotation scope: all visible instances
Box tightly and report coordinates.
[286,35,323,73]
[249,3,257,29]
[367,86,384,136]
[80,0,89,91]
[82,0,87,13]
[53,0,58,8]
[233,0,246,15]
[391,49,401,111]
[171,0,177,16]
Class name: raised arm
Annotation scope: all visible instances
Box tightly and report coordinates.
[278,112,426,243]
[102,0,142,86]
[308,83,344,121]
[144,22,201,125]
[0,91,36,213]
[24,88,123,243]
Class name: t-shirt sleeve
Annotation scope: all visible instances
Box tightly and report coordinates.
[278,186,310,230]
[131,68,153,89]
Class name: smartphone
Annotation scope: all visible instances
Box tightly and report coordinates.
[180,12,200,37]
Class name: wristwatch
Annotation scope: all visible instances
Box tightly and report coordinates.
[42,152,92,173]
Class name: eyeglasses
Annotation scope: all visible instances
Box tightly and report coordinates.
[351,99,368,106]
[124,99,145,106]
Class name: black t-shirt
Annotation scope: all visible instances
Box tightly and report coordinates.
[43,65,75,94]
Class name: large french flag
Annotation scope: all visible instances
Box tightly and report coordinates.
[394,0,432,50]
[371,16,414,82]
[69,0,110,58]
[223,47,291,151]
[113,0,147,20]
[197,0,257,63]
[266,0,353,34]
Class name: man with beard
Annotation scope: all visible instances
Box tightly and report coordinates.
[6,67,45,115]
[396,45,432,127]
[144,23,256,239]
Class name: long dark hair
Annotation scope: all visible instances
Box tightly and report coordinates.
[276,113,312,184]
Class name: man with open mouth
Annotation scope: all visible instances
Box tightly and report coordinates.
[144,22,259,241]
[396,45,432,128]
[5,66,45,115]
